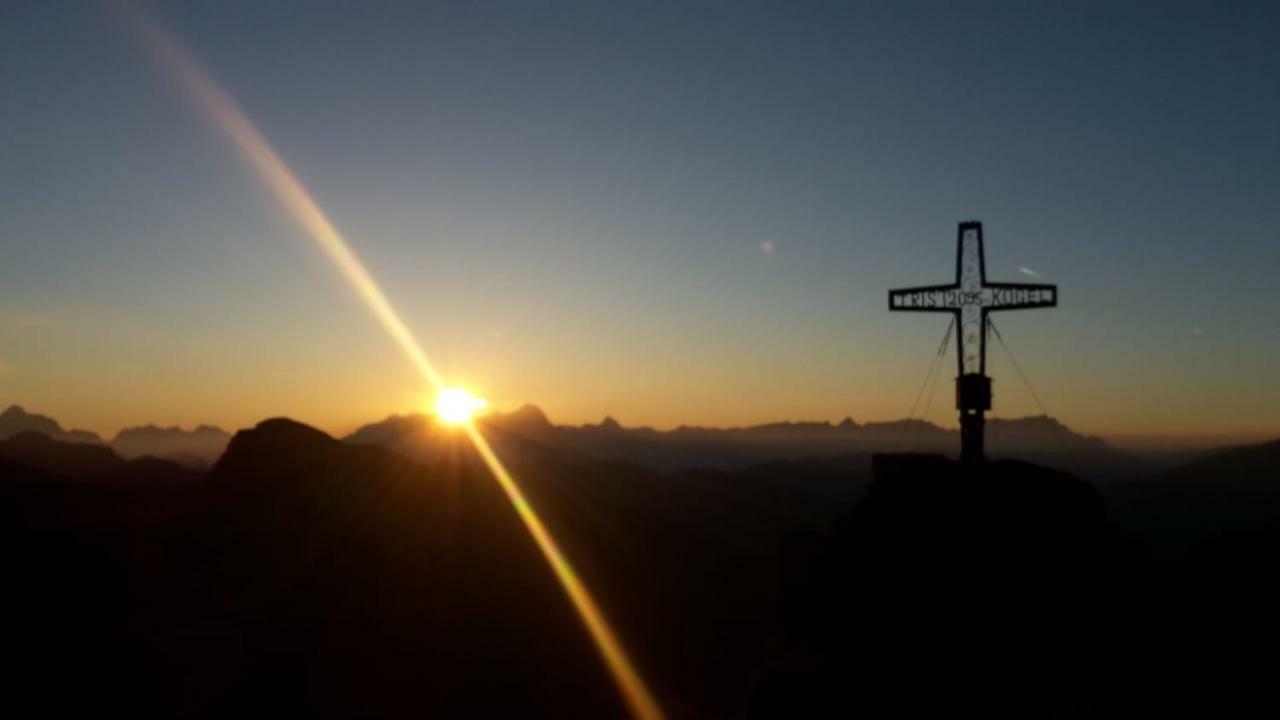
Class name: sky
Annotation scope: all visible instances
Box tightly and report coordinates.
[1,1,1278,442]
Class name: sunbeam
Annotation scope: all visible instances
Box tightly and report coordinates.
[464,423,664,720]
[124,7,663,718]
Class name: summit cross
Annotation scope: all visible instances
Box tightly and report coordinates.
[888,221,1058,464]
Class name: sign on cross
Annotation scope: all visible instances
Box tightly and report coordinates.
[888,221,1057,464]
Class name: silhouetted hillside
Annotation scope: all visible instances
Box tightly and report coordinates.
[0,404,103,444]
[0,418,630,716]
[1107,438,1280,527]
[1106,437,1280,629]
[111,423,230,468]
[0,415,881,716]
[0,430,120,476]
[2,414,1277,716]
[1159,438,1280,486]
[757,453,1275,717]
[175,418,626,716]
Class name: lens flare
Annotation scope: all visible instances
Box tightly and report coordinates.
[464,424,663,720]
[125,8,663,719]
[435,387,488,425]
[124,6,443,392]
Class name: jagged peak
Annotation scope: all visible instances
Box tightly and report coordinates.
[494,404,552,428]
[114,423,230,437]
[0,404,104,444]
[1,404,27,417]
[0,404,54,425]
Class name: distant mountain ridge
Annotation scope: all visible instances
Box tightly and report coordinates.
[0,405,103,445]
[1158,439,1280,488]
[0,405,230,468]
[0,431,200,485]
[346,404,1150,481]
[1106,438,1280,531]
[111,423,231,468]
[0,402,1237,482]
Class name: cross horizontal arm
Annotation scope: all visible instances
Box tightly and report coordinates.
[984,282,1058,311]
[888,284,960,312]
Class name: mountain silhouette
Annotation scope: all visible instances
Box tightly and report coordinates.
[1157,438,1280,487]
[0,404,103,445]
[1104,436,1280,660]
[0,430,120,476]
[1107,437,1280,528]
[0,415,879,716]
[756,452,1274,717]
[3,402,1150,481]
[347,405,1150,481]
[0,417,627,716]
[0,430,200,485]
[111,423,230,469]
[1,408,1277,716]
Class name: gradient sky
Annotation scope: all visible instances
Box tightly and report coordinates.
[2,1,1278,442]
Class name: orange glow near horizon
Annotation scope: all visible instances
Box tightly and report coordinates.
[126,8,663,719]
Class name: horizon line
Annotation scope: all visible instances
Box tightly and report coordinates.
[6,402,1276,451]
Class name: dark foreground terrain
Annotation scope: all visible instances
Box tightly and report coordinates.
[1,419,1277,717]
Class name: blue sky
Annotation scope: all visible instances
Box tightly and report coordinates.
[1,1,1277,440]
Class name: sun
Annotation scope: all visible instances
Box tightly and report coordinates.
[434,387,488,425]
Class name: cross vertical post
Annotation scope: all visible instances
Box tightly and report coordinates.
[888,221,1058,464]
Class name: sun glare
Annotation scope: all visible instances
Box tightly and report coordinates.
[435,388,488,425]
[129,9,665,716]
